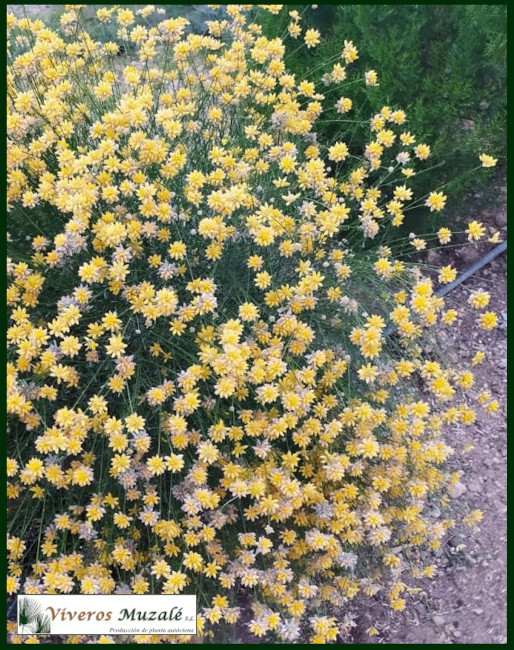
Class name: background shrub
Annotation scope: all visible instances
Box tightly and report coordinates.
[259,5,507,229]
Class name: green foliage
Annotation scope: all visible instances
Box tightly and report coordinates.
[261,5,506,225]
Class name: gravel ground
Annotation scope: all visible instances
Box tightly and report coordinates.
[354,212,507,645]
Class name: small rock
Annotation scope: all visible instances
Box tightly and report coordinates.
[497,358,507,369]
[432,615,446,626]
[495,211,507,228]
[427,249,442,265]
[456,246,481,264]
[467,478,483,493]
[448,481,467,498]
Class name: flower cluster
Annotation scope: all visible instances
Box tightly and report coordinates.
[7,5,499,644]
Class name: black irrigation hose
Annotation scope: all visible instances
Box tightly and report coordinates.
[384,240,507,337]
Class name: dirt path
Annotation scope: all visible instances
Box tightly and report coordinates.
[354,230,507,644]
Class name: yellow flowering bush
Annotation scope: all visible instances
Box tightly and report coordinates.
[7,5,500,644]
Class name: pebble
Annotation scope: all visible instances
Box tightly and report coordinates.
[448,481,467,498]
[495,211,507,228]
[433,615,446,626]
[472,608,484,616]
[427,249,442,265]
[457,246,482,264]
[467,478,483,493]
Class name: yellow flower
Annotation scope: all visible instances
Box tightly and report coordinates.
[7,575,20,595]
[168,241,187,260]
[365,70,378,86]
[472,350,485,365]
[358,363,378,383]
[304,29,321,48]
[328,142,349,162]
[468,290,490,309]
[465,220,486,241]
[163,571,188,594]
[437,227,452,244]
[438,265,457,284]
[479,311,498,330]
[414,144,430,160]
[215,377,236,398]
[426,191,447,212]
[343,39,359,63]
[147,456,166,476]
[239,302,259,322]
[479,153,497,167]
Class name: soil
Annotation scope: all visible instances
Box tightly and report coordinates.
[353,199,507,645]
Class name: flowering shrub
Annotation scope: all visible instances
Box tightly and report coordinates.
[7,5,500,645]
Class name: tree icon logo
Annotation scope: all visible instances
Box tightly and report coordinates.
[18,597,51,634]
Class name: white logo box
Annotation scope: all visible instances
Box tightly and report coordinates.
[17,594,197,635]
